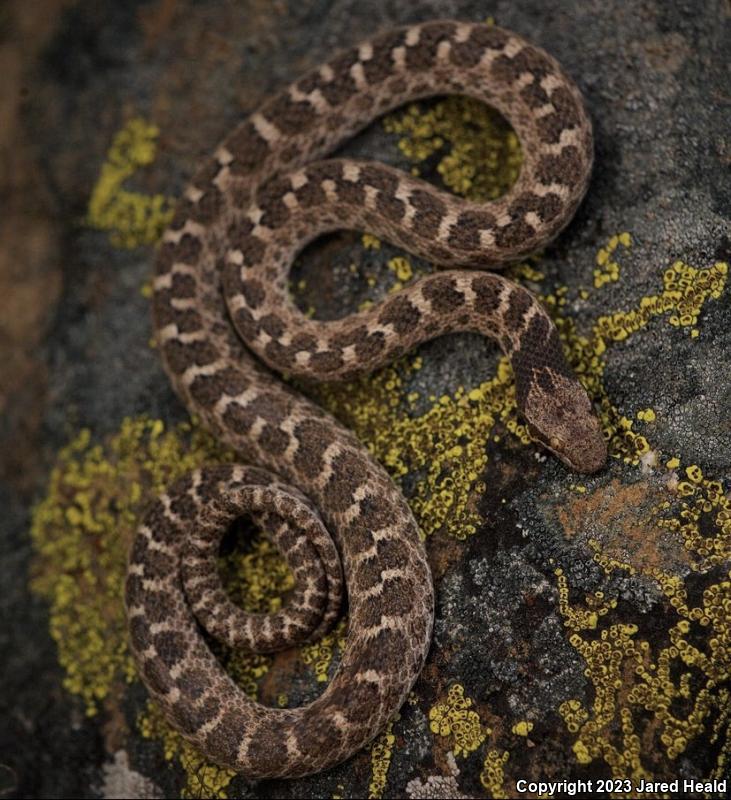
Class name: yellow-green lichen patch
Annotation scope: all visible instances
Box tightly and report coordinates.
[87,118,174,248]
[480,749,510,799]
[551,257,728,466]
[556,557,730,779]
[552,456,731,782]
[368,719,396,799]
[313,356,531,541]
[428,684,488,758]
[654,461,731,570]
[384,96,522,201]
[593,232,631,289]
[139,702,236,799]
[30,417,297,797]
[300,619,347,683]
[30,418,234,715]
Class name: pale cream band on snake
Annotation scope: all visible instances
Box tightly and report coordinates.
[125,20,607,779]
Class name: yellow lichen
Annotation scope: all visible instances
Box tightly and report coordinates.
[593,232,631,288]
[384,96,522,201]
[557,528,730,778]
[139,702,236,799]
[428,684,487,757]
[362,233,381,250]
[300,619,347,682]
[511,720,533,737]
[87,118,174,248]
[368,719,396,799]
[480,749,510,798]
[553,258,728,466]
[30,418,233,714]
[30,417,295,794]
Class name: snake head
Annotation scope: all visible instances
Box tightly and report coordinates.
[522,370,607,474]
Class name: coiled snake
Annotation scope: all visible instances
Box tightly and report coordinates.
[125,20,607,779]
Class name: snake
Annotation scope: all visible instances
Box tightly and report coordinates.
[125,20,607,780]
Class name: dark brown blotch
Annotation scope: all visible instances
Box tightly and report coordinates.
[258,424,290,456]
[363,30,405,84]
[152,630,188,669]
[128,614,152,652]
[494,216,536,251]
[256,177,292,229]
[292,419,333,478]
[472,275,501,315]
[409,189,447,238]
[259,313,284,338]
[449,24,508,68]
[449,209,497,251]
[535,145,584,186]
[504,288,532,331]
[266,94,317,136]
[205,708,245,766]
[405,21,456,71]
[227,121,270,176]
[310,350,344,373]
[355,330,385,362]
[157,233,202,271]
[162,339,218,375]
[295,178,327,208]
[322,451,364,513]
[189,185,224,225]
[378,295,421,334]
[421,276,465,313]
[222,402,257,435]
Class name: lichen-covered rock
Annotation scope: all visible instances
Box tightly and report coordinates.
[2,1,730,798]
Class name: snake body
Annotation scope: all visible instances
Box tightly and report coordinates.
[125,21,606,779]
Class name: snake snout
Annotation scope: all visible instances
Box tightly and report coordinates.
[568,417,608,474]
[522,372,608,474]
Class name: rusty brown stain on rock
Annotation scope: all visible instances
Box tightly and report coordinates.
[0,1,64,489]
[554,479,691,574]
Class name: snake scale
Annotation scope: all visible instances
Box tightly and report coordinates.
[125,20,607,779]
